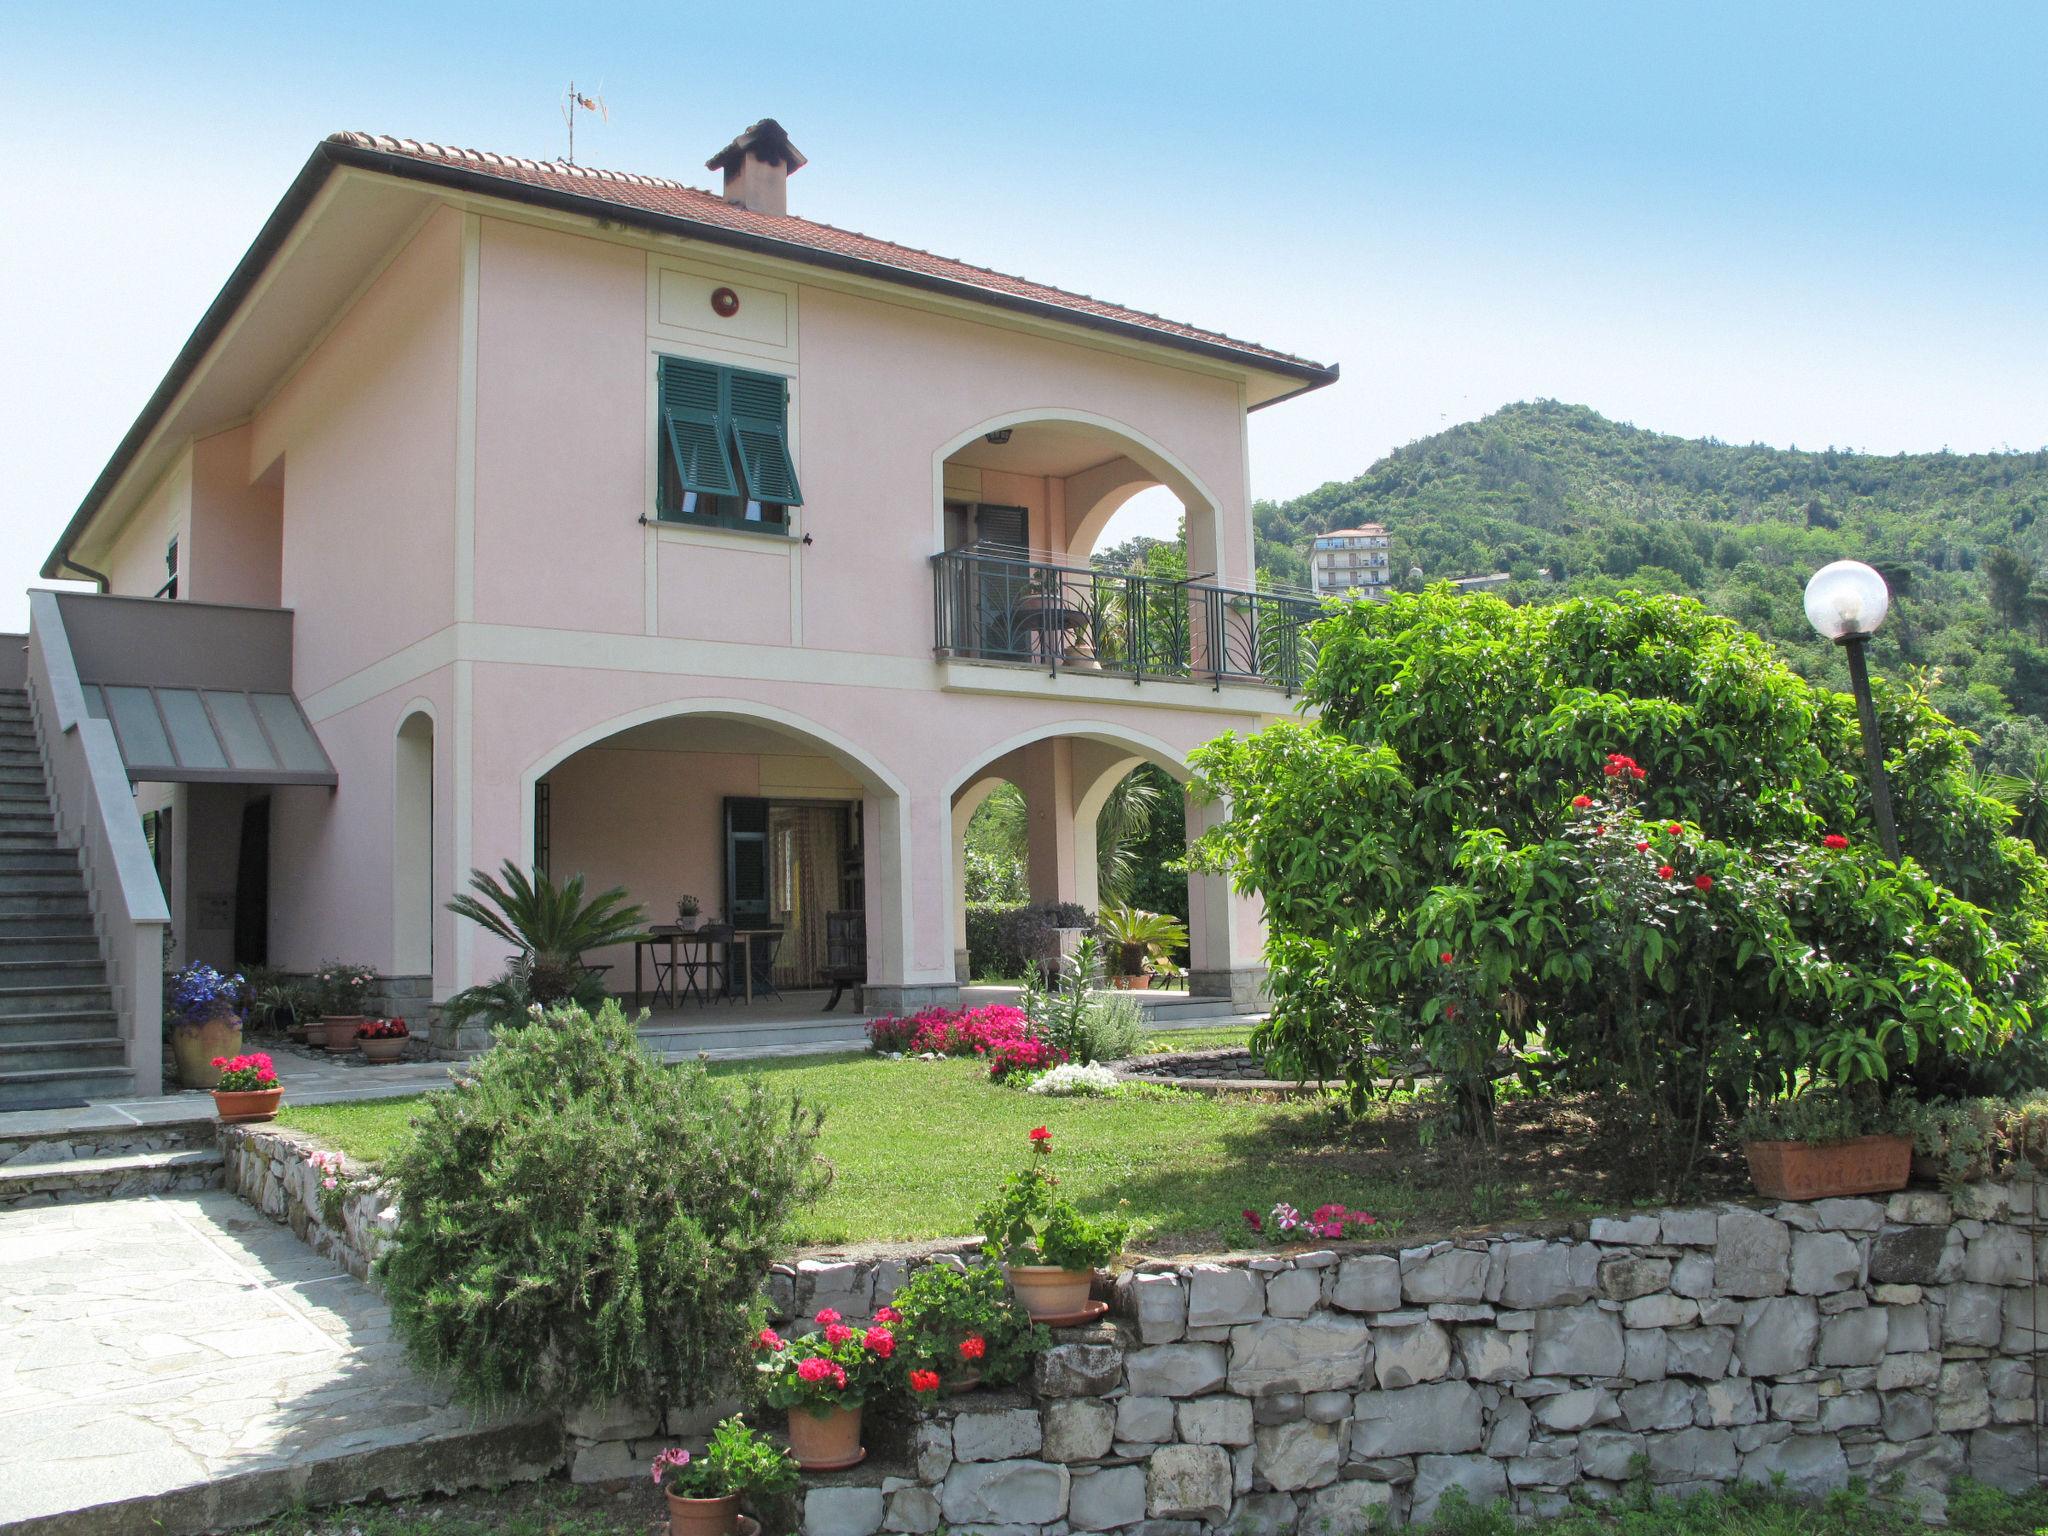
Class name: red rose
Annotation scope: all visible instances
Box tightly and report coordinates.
[1631,767,1646,780]
[960,1335,987,1361]
[1635,841,1650,853]
[1594,824,1606,835]
[909,1369,941,1393]
[1603,762,1621,777]
[1823,834,1849,850]
[1439,952,1454,965]
[1657,864,1676,879]
[1572,794,1593,809]
[1667,823,1682,836]
[1694,874,1713,892]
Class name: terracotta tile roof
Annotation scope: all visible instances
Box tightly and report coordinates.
[327,132,1332,377]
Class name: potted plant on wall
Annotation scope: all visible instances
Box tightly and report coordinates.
[676,894,702,932]
[754,1308,892,1469]
[1739,1088,1916,1200]
[650,1416,797,1536]
[976,1126,1128,1322]
[307,961,376,1050]
[887,1263,1048,1394]
[356,1018,410,1063]
[165,964,245,1087]
[210,1051,283,1122]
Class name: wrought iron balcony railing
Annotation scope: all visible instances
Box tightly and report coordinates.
[931,548,1321,695]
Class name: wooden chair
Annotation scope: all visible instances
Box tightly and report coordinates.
[821,910,867,1012]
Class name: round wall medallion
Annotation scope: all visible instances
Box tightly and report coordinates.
[710,286,741,317]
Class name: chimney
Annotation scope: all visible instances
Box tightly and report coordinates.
[706,119,806,215]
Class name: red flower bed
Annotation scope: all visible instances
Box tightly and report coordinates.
[866,1004,1066,1080]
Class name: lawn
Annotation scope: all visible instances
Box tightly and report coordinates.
[279,1036,1732,1250]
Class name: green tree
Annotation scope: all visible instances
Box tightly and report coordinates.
[1984,546,2035,628]
[1191,588,2048,1187]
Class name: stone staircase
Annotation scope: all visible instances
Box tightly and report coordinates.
[0,687,133,1110]
[0,1112,221,1208]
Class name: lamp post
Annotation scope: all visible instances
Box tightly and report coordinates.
[1803,559,1901,862]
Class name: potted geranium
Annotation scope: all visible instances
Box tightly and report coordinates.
[210,1051,283,1122]
[356,1018,409,1063]
[1739,1089,1915,1200]
[975,1127,1129,1321]
[754,1308,893,1469]
[165,964,245,1087]
[887,1263,1048,1393]
[650,1416,797,1536]
[307,961,376,1050]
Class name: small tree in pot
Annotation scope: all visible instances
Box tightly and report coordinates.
[976,1126,1128,1321]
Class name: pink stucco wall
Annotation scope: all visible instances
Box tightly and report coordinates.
[189,426,283,607]
[254,206,462,696]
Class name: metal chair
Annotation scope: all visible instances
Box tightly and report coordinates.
[744,927,785,1002]
[684,923,733,1005]
[821,910,866,1012]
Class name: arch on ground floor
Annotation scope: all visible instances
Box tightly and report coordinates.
[392,704,437,979]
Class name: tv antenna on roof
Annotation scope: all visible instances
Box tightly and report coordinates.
[562,82,608,163]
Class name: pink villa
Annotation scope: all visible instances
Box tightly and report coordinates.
[10,120,1337,1102]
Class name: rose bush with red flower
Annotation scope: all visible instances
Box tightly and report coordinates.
[1191,587,2048,1189]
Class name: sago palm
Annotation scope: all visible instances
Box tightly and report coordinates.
[447,861,648,1003]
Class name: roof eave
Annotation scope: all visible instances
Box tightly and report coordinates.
[45,139,1340,578]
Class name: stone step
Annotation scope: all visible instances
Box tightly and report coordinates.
[0,873,87,896]
[0,1036,125,1073]
[0,848,80,873]
[0,984,113,1019]
[0,830,59,850]
[0,1063,135,1111]
[0,957,108,987]
[0,1111,216,1163]
[0,930,104,960]
[0,1145,223,1207]
[0,1010,120,1043]
[0,893,89,918]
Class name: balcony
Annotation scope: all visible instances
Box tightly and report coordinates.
[932,548,1321,695]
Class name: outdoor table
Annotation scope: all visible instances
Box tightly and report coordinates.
[633,929,759,1009]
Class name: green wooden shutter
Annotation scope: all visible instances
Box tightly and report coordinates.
[727,368,804,507]
[659,356,740,498]
[724,798,772,928]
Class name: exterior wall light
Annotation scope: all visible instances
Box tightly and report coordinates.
[1803,559,1901,861]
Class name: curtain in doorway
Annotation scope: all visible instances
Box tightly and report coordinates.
[769,805,843,986]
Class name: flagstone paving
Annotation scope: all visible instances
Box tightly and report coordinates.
[0,1189,559,1535]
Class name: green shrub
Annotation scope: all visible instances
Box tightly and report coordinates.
[1191,587,2048,1188]
[1737,1089,1916,1147]
[1025,934,1144,1065]
[965,902,1095,982]
[378,1001,826,1415]
[887,1261,1048,1387]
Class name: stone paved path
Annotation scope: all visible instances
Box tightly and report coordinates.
[0,1189,558,1534]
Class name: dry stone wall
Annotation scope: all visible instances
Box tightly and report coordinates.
[218,1128,2047,1528]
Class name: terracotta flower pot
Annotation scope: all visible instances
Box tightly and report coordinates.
[1744,1135,1912,1201]
[666,1491,741,1536]
[786,1403,863,1470]
[358,1035,406,1063]
[1006,1264,1094,1320]
[1110,973,1152,990]
[212,1087,284,1124]
[318,1015,366,1052]
[169,1013,243,1088]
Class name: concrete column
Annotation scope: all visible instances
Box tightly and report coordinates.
[1016,738,1079,908]
[1068,743,1145,916]
[862,786,962,1016]
[1185,793,1269,1008]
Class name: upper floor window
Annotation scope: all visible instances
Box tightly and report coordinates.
[157,538,179,600]
[655,355,803,535]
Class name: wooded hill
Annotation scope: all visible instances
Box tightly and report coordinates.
[1253,400,2048,769]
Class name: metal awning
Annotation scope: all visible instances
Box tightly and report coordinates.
[81,684,337,787]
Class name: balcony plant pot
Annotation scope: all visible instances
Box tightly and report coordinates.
[212,1086,284,1124]
[785,1404,863,1470]
[1006,1264,1094,1321]
[665,1491,741,1536]
[358,1034,406,1064]
[1743,1135,1913,1200]
[170,1012,243,1088]
[318,1015,367,1052]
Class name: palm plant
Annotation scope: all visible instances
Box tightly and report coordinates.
[446,862,648,1004]
[1095,770,1164,907]
[1984,747,2048,848]
[1097,903,1191,978]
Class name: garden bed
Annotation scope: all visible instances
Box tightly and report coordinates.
[1107,1045,1322,1097]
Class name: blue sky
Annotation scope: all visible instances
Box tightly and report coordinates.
[3,1,2043,624]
